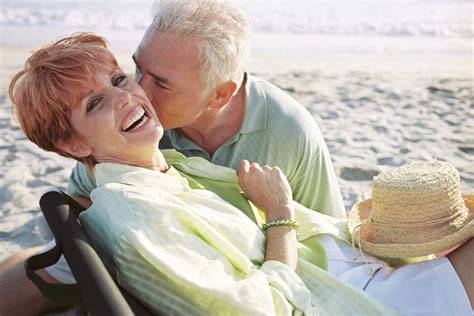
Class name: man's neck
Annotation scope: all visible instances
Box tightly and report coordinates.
[178,85,246,156]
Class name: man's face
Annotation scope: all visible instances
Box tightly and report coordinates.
[133,28,212,130]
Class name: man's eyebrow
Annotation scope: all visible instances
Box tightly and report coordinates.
[131,54,170,84]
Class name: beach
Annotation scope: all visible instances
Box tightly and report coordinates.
[1,0,473,263]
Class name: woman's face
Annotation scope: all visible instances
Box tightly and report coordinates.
[68,66,163,165]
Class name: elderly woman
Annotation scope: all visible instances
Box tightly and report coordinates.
[7,33,472,315]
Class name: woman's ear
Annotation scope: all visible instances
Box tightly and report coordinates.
[56,138,92,158]
[209,80,238,110]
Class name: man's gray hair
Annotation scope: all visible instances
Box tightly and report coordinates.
[150,0,251,93]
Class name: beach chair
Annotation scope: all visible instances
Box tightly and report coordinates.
[24,191,152,315]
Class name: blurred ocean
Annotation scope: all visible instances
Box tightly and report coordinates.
[1,0,473,56]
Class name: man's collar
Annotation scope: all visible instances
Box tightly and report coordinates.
[239,73,267,134]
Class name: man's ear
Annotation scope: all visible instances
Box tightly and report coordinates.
[209,80,238,110]
[56,138,92,158]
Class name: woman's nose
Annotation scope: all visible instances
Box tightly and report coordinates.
[115,88,131,110]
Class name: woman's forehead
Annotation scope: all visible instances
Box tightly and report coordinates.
[77,64,120,96]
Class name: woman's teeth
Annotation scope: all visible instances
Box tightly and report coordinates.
[122,107,147,132]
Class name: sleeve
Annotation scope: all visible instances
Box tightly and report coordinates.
[259,261,315,313]
[66,162,97,198]
[287,112,346,219]
[114,231,316,315]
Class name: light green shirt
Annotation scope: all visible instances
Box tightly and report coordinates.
[80,157,398,315]
[160,75,345,218]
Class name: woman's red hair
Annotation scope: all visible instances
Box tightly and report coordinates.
[9,33,118,171]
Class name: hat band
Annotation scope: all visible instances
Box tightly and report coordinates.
[367,207,465,228]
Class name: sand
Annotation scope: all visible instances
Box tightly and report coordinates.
[1,42,473,263]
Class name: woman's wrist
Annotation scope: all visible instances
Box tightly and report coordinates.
[262,219,299,232]
[265,204,295,222]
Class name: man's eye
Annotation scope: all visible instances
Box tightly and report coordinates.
[154,79,166,89]
[113,75,127,86]
[86,97,102,113]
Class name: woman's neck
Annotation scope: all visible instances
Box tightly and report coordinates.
[149,149,169,172]
[95,147,169,173]
[131,148,169,172]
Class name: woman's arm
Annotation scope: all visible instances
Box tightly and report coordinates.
[238,160,298,270]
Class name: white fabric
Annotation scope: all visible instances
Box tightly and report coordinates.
[316,235,472,315]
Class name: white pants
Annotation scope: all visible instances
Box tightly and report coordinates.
[318,235,472,315]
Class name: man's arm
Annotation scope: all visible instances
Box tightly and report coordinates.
[253,78,346,218]
[289,129,346,219]
[66,162,98,199]
[0,247,71,316]
[73,195,93,208]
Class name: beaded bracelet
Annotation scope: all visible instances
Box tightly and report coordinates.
[262,219,299,232]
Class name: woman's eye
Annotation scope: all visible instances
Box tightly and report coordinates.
[113,75,127,86]
[86,97,101,113]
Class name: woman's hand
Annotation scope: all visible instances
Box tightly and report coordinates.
[237,160,295,221]
[238,160,298,270]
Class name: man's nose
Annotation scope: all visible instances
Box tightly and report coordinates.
[137,77,154,103]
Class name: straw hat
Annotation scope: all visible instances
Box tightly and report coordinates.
[348,161,473,258]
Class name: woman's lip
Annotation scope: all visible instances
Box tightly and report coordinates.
[120,103,157,133]
[142,103,153,119]
[120,104,145,131]
[143,102,161,126]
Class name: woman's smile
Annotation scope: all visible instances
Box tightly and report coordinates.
[121,104,151,133]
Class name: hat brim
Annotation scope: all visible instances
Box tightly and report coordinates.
[348,194,474,258]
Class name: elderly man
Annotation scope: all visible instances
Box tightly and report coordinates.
[0,0,344,314]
